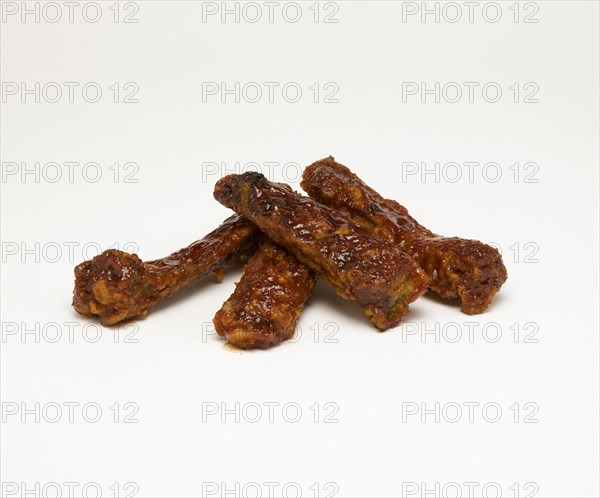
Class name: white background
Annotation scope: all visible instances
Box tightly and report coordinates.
[1,1,598,497]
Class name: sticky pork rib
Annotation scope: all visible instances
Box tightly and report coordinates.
[214,172,429,330]
[213,238,316,349]
[301,157,507,314]
[73,215,260,325]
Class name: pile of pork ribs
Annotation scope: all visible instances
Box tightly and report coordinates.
[72,157,507,350]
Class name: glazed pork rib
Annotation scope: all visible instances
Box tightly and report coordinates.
[214,172,430,331]
[73,215,260,326]
[301,157,507,314]
[214,238,316,349]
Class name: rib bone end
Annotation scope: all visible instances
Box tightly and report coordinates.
[72,249,160,326]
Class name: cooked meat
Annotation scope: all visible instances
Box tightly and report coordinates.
[214,239,316,349]
[214,173,429,330]
[73,215,260,325]
[301,157,507,314]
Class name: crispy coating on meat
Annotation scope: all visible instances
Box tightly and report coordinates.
[73,215,260,326]
[214,173,430,330]
[301,157,508,314]
[213,239,316,349]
